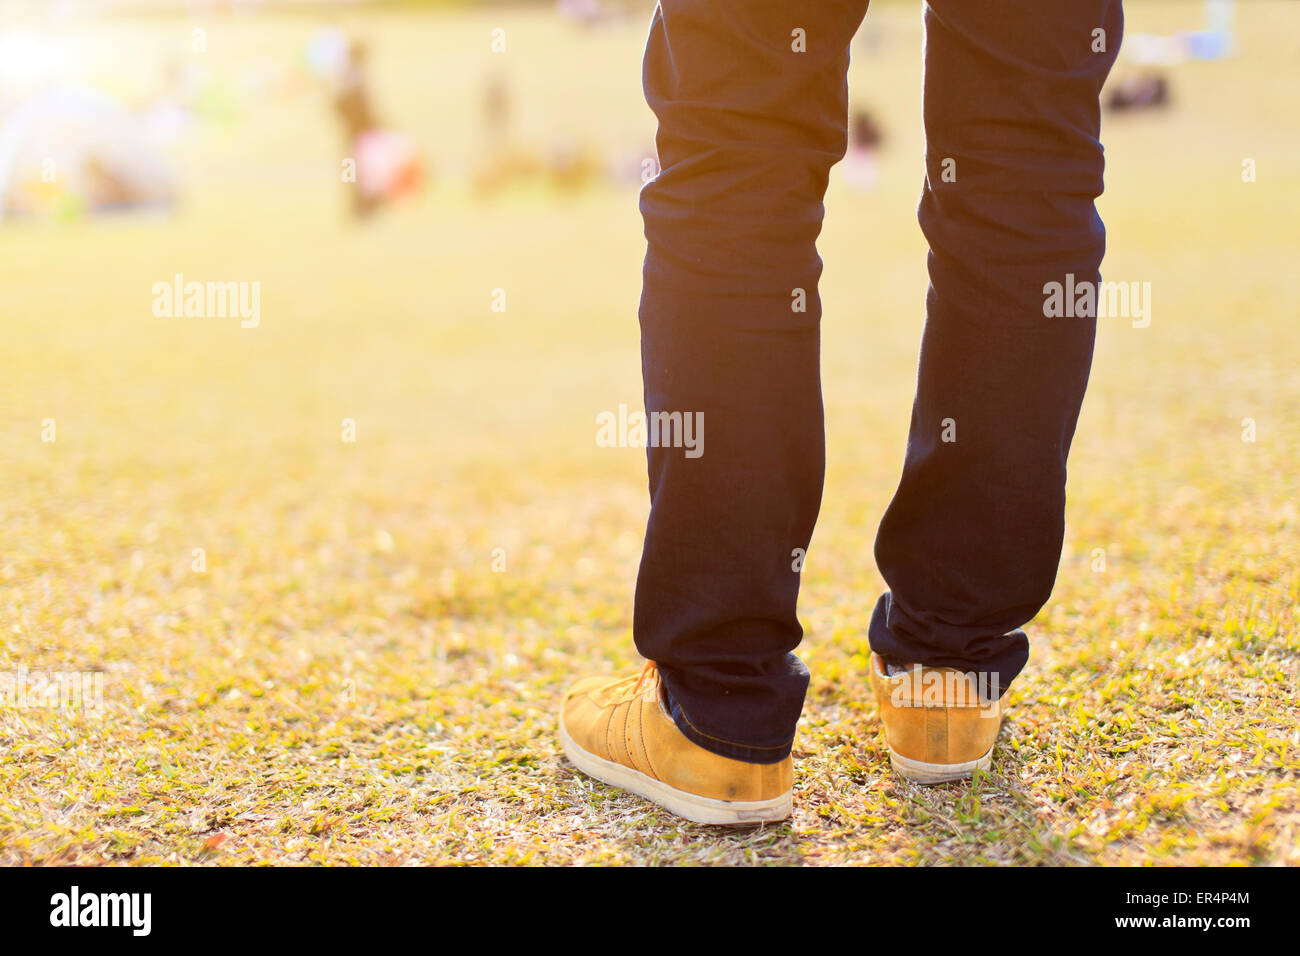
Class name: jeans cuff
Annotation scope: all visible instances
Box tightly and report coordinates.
[868,591,1022,699]
[662,683,793,765]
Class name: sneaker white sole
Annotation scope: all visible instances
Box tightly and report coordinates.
[558,714,792,826]
[888,745,994,784]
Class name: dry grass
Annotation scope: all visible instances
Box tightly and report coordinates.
[0,2,1297,865]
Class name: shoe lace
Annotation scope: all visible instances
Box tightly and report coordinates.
[631,659,657,697]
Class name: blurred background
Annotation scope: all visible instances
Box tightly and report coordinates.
[1,0,1297,864]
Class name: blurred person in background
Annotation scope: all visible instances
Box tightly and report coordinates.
[333,39,421,220]
[842,106,884,191]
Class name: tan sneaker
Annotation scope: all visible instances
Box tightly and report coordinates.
[869,652,1004,784]
[558,661,793,825]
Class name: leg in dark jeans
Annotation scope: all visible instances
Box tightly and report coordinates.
[870,0,1123,694]
[635,0,868,763]
[634,0,1123,762]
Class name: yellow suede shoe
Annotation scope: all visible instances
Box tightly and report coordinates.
[558,661,793,825]
[869,652,1004,784]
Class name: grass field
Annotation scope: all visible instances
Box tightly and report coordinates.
[1,1,1297,865]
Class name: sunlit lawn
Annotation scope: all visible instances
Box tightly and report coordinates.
[0,1,1296,864]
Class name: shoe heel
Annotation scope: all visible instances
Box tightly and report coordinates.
[888,746,993,785]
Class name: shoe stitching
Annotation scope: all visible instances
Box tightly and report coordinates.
[605,701,618,762]
[636,694,659,781]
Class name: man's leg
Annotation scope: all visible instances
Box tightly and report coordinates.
[871,1,1124,694]
[634,0,869,763]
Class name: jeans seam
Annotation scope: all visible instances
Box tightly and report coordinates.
[671,693,793,752]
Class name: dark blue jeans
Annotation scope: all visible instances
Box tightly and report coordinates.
[634,0,1123,763]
